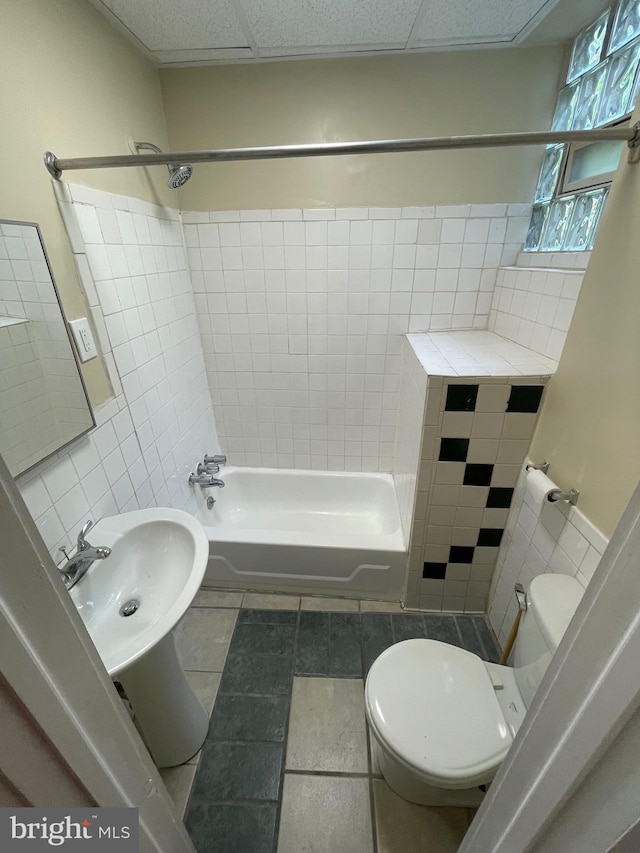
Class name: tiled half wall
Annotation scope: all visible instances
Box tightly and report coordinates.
[405,374,550,613]
[183,204,530,471]
[487,464,609,647]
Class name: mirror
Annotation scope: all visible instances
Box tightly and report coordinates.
[0,219,94,478]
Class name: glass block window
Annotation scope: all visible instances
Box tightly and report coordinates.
[597,37,640,124]
[526,0,640,252]
[609,0,640,53]
[568,11,610,82]
[563,189,608,250]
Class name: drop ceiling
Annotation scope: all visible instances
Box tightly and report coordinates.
[88,0,607,66]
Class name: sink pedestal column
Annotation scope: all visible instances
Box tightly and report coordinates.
[119,631,208,768]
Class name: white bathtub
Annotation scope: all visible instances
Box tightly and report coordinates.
[195,467,408,600]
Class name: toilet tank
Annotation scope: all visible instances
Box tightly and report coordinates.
[512,573,585,709]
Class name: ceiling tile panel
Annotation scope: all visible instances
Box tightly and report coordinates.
[242,0,423,48]
[98,0,249,50]
[413,0,555,45]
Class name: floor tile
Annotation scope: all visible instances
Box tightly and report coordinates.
[238,608,298,625]
[193,589,244,608]
[184,671,221,718]
[455,615,485,657]
[329,613,363,677]
[361,613,394,673]
[191,740,283,802]
[373,779,469,853]
[209,694,289,742]
[474,617,501,662]
[286,677,368,773]
[295,611,331,675]
[423,614,462,647]
[186,801,277,853]
[391,614,428,643]
[243,593,300,610]
[228,622,296,657]
[159,764,196,818]
[220,651,293,695]
[278,774,373,853]
[301,596,360,611]
[360,600,404,612]
[174,608,238,672]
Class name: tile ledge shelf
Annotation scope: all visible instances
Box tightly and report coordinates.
[406,330,558,378]
[0,316,29,328]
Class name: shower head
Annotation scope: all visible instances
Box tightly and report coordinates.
[167,163,193,188]
[134,141,193,189]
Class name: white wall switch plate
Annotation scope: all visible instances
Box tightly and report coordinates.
[69,317,98,362]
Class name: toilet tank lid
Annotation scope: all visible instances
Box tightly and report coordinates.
[528,574,585,651]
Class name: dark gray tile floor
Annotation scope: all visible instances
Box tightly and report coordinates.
[185,608,499,853]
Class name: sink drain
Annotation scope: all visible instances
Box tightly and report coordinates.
[119,599,140,617]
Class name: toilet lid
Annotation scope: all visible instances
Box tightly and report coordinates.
[366,639,513,786]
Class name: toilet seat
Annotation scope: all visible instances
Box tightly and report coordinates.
[365,639,515,789]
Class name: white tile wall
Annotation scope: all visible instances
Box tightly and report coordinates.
[184,204,530,470]
[488,463,609,647]
[392,338,427,544]
[16,183,221,562]
[488,265,584,361]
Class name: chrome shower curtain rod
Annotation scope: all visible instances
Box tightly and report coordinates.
[44,123,640,178]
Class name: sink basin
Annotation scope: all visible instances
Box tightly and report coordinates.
[71,507,209,677]
[69,507,210,767]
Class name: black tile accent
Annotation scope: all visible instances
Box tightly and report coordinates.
[424,614,461,647]
[294,611,330,676]
[392,614,428,643]
[486,487,515,508]
[463,463,494,486]
[186,801,278,853]
[361,613,394,673]
[449,545,475,563]
[238,609,297,625]
[477,527,504,547]
[328,613,363,677]
[445,384,479,411]
[191,741,283,802]
[423,561,447,579]
[455,616,486,658]
[228,623,296,657]
[507,385,544,413]
[439,437,470,462]
[208,695,289,743]
[474,618,501,663]
[220,652,293,696]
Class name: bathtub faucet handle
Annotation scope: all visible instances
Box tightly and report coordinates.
[197,461,218,475]
[204,454,226,466]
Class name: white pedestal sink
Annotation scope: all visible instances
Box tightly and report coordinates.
[70,508,210,767]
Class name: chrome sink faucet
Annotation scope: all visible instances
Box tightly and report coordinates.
[58,520,111,590]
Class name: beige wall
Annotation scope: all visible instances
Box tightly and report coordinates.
[531,105,640,537]
[0,0,174,407]
[161,47,564,211]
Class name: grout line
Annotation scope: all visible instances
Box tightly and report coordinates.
[361,613,379,853]
[271,607,300,853]
[284,769,371,779]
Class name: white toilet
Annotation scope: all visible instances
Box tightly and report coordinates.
[365,573,584,807]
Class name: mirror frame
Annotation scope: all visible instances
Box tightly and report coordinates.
[1,218,96,479]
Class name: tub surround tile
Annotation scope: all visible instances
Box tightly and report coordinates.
[277,774,373,853]
[286,677,368,773]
